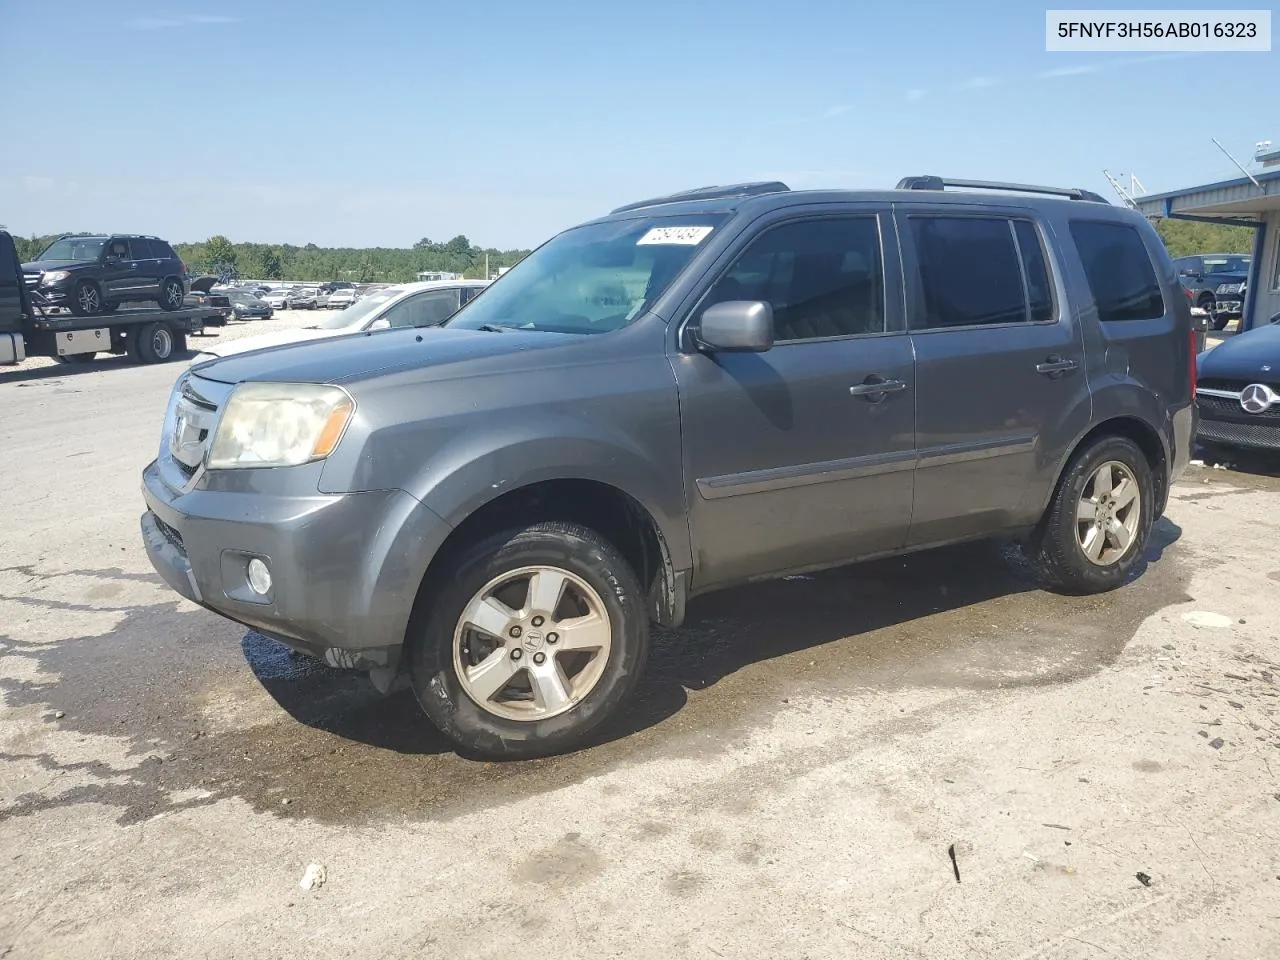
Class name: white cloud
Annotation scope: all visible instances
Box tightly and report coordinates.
[1039,64,1103,78]
[21,176,56,194]
[126,14,241,30]
[954,76,998,91]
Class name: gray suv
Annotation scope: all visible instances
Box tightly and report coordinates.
[141,177,1197,758]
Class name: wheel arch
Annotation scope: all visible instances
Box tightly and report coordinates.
[1049,413,1170,521]
[410,477,687,643]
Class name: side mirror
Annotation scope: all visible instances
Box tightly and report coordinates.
[368,317,391,330]
[696,300,774,353]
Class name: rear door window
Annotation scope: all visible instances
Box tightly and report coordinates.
[1069,221,1165,322]
[909,217,1034,328]
[131,238,156,260]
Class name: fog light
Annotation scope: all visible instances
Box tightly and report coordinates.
[246,558,272,595]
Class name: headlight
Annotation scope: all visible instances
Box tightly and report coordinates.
[41,270,70,283]
[207,382,354,469]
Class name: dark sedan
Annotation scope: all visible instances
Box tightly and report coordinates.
[221,289,274,321]
[1196,317,1280,453]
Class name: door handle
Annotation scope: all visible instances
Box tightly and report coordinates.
[1035,356,1079,377]
[849,377,907,399]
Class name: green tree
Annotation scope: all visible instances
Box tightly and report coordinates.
[204,235,237,268]
[260,247,283,280]
[445,235,472,257]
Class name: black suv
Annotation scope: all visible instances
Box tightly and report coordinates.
[22,234,189,316]
[1173,253,1251,330]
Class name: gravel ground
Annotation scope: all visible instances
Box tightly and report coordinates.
[1,323,1278,959]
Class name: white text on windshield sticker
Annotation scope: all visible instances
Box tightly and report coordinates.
[637,226,714,246]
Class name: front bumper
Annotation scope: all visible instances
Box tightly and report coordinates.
[140,459,453,670]
[1214,299,1242,316]
[1197,416,1280,451]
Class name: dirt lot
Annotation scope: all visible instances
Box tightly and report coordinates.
[2,319,1279,959]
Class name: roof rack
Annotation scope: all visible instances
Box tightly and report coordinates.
[896,176,1108,204]
[611,181,790,214]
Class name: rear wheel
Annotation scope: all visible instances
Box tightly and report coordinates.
[1030,435,1154,594]
[69,281,103,316]
[410,521,649,759]
[1211,313,1231,331]
[159,278,185,311]
[136,321,176,363]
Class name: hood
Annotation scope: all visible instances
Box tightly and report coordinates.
[21,259,92,272]
[1198,322,1280,380]
[196,325,584,385]
[189,276,219,294]
[196,327,337,360]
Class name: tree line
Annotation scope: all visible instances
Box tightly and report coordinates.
[10,218,1255,281]
[11,233,532,283]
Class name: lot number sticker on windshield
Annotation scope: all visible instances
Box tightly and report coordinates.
[637,226,715,246]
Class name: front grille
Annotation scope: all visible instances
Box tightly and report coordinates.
[165,377,221,478]
[1197,393,1280,421]
[1198,418,1280,451]
[154,515,186,552]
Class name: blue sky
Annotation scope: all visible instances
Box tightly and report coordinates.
[1,0,1275,249]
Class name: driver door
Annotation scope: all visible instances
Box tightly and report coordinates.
[100,239,137,300]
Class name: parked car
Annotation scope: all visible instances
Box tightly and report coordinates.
[326,288,359,310]
[184,277,233,326]
[1195,319,1280,453]
[142,176,1195,759]
[315,292,331,309]
[1173,253,1251,330]
[1214,278,1246,323]
[190,280,488,363]
[263,290,290,311]
[286,289,318,310]
[221,289,273,321]
[22,234,188,315]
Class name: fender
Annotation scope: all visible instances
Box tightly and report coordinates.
[401,412,692,572]
[1031,374,1172,518]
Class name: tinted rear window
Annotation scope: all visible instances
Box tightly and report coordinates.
[910,217,1027,328]
[1069,221,1165,322]
[152,240,177,260]
[130,238,155,258]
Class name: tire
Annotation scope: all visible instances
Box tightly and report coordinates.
[136,321,176,364]
[159,278,185,311]
[69,281,103,316]
[1211,314,1231,331]
[1029,435,1154,595]
[172,332,188,355]
[126,329,145,363]
[409,521,649,759]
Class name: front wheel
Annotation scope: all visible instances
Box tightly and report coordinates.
[410,521,649,759]
[1211,314,1231,331]
[69,281,103,316]
[1029,435,1154,594]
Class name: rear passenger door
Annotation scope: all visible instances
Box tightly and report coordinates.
[896,207,1091,546]
[128,238,161,289]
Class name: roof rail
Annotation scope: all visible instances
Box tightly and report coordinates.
[896,175,1108,204]
[611,181,790,214]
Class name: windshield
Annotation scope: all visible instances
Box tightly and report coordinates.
[1203,257,1250,273]
[311,289,401,329]
[38,237,107,262]
[446,215,728,334]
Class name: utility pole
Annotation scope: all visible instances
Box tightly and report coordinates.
[484,251,490,280]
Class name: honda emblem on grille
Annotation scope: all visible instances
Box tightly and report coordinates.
[1239,383,1276,415]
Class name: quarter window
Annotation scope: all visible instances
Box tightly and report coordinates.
[1069,221,1165,322]
[702,217,886,341]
